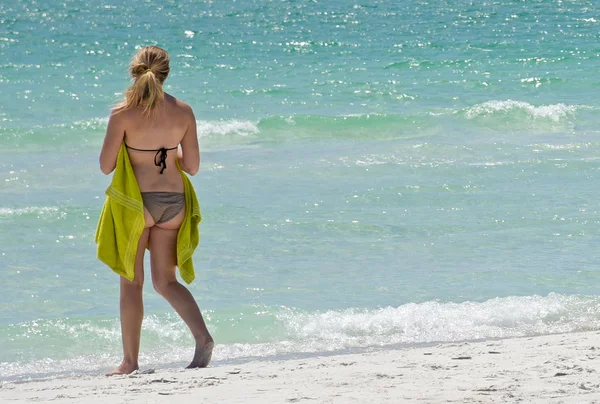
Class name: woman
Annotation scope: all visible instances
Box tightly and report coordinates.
[97,46,213,375]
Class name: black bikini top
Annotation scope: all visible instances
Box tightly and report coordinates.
[125,143,178,174]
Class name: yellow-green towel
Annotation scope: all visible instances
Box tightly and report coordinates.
[95,143,201,284]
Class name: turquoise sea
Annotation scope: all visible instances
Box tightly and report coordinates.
[2,0,600,382]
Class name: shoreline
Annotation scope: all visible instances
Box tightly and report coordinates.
[0,329,586,384]
[3,330,600,403]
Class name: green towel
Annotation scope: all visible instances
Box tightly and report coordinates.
[95,143,201,284]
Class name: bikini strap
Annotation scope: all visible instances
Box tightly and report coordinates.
[124,143,178,174]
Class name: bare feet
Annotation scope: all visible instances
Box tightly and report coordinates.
[105,361,139,376]
[186,339,214,369]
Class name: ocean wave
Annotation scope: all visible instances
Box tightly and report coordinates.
[462,100,582,122]
[1,101,596,151]
[232,101,592,141]
[275,293,600,346]
[192,114,432,144]
[54,100,600,141]
[196,119,259,137]
[2,293,599,381]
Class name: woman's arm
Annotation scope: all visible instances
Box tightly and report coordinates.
[178,106,199,176]
[99,111,126,174]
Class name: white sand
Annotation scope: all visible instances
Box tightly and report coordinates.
[2,331,600,403]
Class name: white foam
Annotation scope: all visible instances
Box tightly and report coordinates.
[196,119,259,138]
[464,100,579,122]
[532,143,588,150]
[3,294,599,382]
[275,293,600,348]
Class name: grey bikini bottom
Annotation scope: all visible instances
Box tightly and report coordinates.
[141,192,185,224]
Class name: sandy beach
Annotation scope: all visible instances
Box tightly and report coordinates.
[2,331,600,403]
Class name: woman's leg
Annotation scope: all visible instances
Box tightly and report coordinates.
[106,226,150,376]
[149,219,214,368]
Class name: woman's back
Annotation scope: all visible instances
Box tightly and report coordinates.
[122,94,195,192]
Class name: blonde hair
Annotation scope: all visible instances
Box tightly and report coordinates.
[114,46,170,116]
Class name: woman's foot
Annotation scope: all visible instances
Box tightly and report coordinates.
[186,338,214,369]
[106,360,139,376]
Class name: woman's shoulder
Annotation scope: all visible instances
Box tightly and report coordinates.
[165,93,194,114]
[109,105,136,123]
